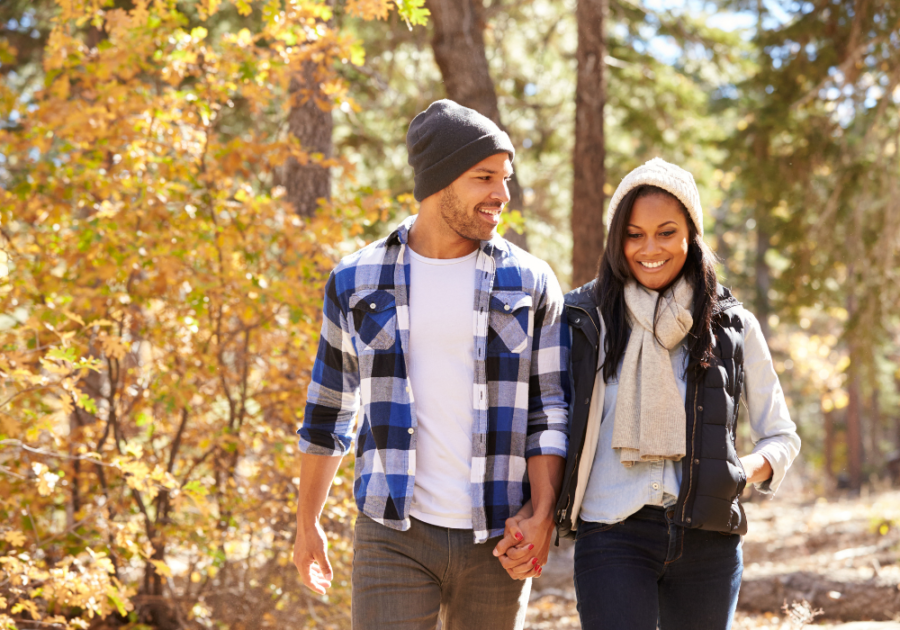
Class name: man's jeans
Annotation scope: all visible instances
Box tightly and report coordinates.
[573,505,743,630]
[352,515,531,630]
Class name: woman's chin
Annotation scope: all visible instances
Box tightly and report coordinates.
[635,275,672,291]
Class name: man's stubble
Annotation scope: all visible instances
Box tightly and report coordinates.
[439,184,497,243]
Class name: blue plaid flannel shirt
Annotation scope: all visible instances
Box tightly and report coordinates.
[299,216,570,542]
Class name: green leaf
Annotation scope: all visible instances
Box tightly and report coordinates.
[395,0,430,27]
[184,480,209,496]
[77,394,98,414]
[47,347,77,362]
[108,592,128,616]
[349,43,366,67]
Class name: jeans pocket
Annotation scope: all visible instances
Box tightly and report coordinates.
[575,520,617,541]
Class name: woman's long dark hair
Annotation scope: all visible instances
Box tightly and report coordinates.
[595,185,719,382]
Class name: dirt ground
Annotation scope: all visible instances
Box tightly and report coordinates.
[526,489,900,629]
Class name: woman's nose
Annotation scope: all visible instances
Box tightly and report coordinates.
[643,237,661,254]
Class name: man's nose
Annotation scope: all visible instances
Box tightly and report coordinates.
[491,179,511,204]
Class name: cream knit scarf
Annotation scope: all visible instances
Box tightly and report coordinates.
[612,278,694,467]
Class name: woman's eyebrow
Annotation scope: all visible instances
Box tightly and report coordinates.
[628,221,678,228]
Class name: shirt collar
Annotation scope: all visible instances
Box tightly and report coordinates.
[386,213,510,257]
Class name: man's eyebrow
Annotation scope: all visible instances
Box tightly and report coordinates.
[471,167,515,177]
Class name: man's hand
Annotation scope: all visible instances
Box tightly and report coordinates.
[293,453,343,594]
[492,501,554,580]
[492,454,564,580]
[293,520,333,594]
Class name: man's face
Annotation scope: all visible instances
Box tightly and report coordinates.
[439,153,513,243]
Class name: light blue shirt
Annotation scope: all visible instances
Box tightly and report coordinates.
[579,344,688,523]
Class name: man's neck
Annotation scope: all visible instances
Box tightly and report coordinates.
[407,212,480,259]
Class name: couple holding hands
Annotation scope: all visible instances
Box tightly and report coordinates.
[294,100,800,630]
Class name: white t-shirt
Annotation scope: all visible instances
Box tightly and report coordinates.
[407,247,478,528]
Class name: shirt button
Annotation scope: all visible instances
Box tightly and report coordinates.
[584,397,591,405]
[694,459,700,465]
[504,304,510,311]
[652,483,659,490]
[573,317,581,324]
[370,302,377,309]
[407,469,413,475]
[405,386,410,393]
[408,428,414,434]
[685,517,692,523]
[697,406,704,412]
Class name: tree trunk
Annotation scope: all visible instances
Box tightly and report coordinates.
[752,0,772,340]
[823,408,835,484]
[752,133,772,340]
[426,0,527,250]
[846,344,864,492]
[571,0,608,288]
[869,387,882,470]
[285,63,333,218]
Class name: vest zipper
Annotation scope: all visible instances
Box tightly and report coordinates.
[681,383,700,523]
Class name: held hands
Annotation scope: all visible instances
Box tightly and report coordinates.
[492,501,555,580]
[292,520,333,594]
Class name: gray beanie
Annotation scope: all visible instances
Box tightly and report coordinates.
[406,99,515,202]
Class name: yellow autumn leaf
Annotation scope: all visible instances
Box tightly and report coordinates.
[3,531,26,547]
[149,559,173,578]
[100,334,128,360]
[345,0,391,20]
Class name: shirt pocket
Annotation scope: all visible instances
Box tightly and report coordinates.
[487,291,532,355]
[350,289,398,352]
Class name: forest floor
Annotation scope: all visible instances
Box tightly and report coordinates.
[526,488,900,629]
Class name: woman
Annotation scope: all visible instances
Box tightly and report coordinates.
[555,158,800,629]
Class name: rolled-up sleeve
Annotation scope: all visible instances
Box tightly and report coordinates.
[742,311,801,494]
[525,265,570,459]
[298,271,360,457]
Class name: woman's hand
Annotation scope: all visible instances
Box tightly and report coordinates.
[739,453,773,484]
[492,500,554,580]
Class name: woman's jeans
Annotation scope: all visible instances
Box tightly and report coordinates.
[573,505,743,630]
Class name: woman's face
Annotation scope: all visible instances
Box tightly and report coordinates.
[623,194,690,291]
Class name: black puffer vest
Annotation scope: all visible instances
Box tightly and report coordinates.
[555,282,749,539]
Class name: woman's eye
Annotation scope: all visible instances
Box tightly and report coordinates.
[660,231,675,237]
[627,233,641,239]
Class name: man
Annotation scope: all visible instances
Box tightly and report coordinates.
[293,99,569,629]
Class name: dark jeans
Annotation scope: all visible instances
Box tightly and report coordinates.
[352,515,530,630]
[573,505,743,630]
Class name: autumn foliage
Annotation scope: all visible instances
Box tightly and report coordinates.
[0,1,423,628]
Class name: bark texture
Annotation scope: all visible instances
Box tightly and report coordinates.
[426,0,527,250]
[753,131,772,340]
[571,0,608,288]
[285,63,333,218]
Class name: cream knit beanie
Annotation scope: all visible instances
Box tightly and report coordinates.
[606,158,704,237]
